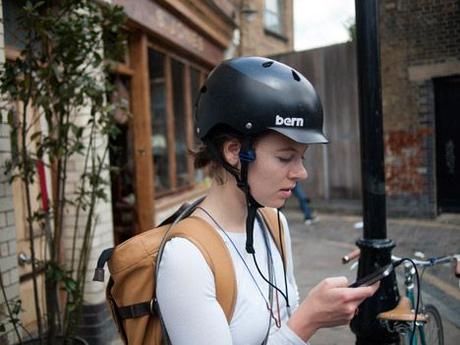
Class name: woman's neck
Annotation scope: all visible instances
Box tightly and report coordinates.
[198,179,247,233]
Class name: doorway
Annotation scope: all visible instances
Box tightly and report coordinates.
[434,75,460,212]
[108,74,137,244]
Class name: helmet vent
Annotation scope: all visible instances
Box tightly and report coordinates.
[292,70,301,81]
[262,61,274,68]
[200,85,207,93]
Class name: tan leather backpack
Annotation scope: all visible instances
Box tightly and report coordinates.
[94,201,285,345]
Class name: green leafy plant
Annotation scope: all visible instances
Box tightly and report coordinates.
[0,0,126,343]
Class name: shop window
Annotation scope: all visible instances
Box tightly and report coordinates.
[264,0,284,35]
[149,49,170,194]
[172,59,188,188]
[148,48,204,196]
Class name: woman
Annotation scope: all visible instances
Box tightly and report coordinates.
[157,57,378,344]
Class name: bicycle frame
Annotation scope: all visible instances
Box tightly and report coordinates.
[402,262,428,345]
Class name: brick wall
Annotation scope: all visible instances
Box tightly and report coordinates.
[240,0,293,56]
[0,1,20,344]
[380,0,460,216]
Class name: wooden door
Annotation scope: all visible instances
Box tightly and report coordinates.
[12,105,48,331]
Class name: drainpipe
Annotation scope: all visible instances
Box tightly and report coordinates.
[350,1,400,344]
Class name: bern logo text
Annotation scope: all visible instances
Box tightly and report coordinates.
[275,115,304,127]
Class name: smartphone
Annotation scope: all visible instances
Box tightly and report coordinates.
[348,264,394,288]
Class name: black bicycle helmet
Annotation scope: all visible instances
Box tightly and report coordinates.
[195,56,328,145]
[195,56,328,255]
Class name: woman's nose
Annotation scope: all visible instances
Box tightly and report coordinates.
[290,160,308,181]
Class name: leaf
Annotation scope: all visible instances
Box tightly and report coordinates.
[7,109,16,126]
[30,131,42,142]
[67,301,76,312]
[12,300,22,315]
[64,278,77,293]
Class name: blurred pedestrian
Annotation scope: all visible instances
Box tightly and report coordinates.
[293,182,318,225]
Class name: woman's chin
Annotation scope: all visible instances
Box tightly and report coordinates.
[263,199,286,209]
[251,193,287,209]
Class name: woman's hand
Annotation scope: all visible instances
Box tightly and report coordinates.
[287,276,379,341]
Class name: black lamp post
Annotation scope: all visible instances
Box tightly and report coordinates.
[351,1,400,344]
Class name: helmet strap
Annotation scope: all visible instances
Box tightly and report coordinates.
[238,137,261,254]
[206,137,262,254]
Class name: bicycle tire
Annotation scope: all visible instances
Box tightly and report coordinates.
[423,304,444,345]
[399,304,444,345]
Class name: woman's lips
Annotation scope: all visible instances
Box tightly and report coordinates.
[279,188,292,198]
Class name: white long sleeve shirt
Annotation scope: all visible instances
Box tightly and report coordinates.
[157,212,308,345]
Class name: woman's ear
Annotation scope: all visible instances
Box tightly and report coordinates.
[222,138,241,167]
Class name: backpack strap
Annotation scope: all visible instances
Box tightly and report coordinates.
[160,216,237,323]
[156,209,284,324]
[258,208,287,263]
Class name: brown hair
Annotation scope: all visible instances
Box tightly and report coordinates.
[192,126,268,184]
[192,126,242,184]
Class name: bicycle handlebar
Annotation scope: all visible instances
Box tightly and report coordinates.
[342,248,361,264]
[341,248,460,277]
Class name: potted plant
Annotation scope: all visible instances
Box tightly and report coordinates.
[0,0,126,343]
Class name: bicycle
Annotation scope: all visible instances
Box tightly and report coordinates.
[342,249,460,345]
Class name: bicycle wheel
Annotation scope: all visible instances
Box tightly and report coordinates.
[421,304,444,345]
[399,304,444,345]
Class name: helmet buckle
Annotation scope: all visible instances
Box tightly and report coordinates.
[239,150,255,162]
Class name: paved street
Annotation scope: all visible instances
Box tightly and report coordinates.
[284,204,460,345]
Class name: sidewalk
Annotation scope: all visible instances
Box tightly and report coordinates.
[284,203,460,345]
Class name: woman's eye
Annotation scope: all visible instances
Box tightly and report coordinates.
[277,156,293,163]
